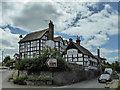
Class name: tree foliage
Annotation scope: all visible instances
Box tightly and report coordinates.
[3,56,13,67]
[3,56,10,64]
[101,61,120,72]
[15,47,72,73]
[41,46,61,58]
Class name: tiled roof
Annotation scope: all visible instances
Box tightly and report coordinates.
[73,42,93,57]
[65,41,94,57]
[18,29,49,43]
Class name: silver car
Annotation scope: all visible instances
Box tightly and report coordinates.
[98,74,112,83]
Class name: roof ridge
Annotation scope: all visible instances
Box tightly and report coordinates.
[28,28,49,35]
[19,28,49,43]
[72,42,93,56]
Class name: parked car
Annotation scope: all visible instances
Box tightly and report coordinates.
[104,68,113,75]
[0,66,9,69]
[98,74,112,83]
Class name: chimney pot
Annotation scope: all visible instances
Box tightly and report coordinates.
[76,36,81,45]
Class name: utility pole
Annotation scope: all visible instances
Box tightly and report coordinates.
[2,50,4,66]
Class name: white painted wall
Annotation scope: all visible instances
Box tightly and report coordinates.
[67,49,78,55]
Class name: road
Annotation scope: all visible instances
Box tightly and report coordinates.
[59,77,106,88]
[1,70,54,88]
[1,69,22,88]
[2,70,119,88]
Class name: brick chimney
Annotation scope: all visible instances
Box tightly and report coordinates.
[69,38,72,42]
[48,20,54,40]
[76,36,81,45]
[68,38,72,44]
[97,48,100,58]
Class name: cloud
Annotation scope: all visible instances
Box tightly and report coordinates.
[107,56,119,63]
[0,28,19,60]
[2,2,63,31]
[91,48,119,63]
[100,48,118,57]
[59,2,118,51]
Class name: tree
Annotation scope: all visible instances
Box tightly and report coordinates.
[15,47,72,73]
[41,46,61,58]
[114,61,120,72]
[3,56,11,64]
[4,60,11,67]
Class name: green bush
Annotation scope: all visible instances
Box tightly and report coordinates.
[56,56,73,71]
[15,55,48,73]
[15,54,72,73]
[15,47,73,73]
[4,60,11,67]
[13,78,19,84]
[13,76,28,85]
[27,75,38,81]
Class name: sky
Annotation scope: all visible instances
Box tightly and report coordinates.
[0,0,120,63]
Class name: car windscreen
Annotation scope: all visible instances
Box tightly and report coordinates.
[100,74,110,78]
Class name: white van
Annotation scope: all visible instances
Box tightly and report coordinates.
[104,68,113,75]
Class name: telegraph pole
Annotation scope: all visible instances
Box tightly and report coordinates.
[2,50,4,66]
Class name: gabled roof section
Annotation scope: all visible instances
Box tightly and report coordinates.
[19,29,49,43]
[65,41,94,57]
[74,42,93,56]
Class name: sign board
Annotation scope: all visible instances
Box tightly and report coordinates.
[67,49,78,55]
[46,58,57,67]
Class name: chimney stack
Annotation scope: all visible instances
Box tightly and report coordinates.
[97,49,100,58]
[48,20,54,40]
[69,38,72,43]
[76,36,81,45]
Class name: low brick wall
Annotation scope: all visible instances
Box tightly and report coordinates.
[19,69,100,86]
[53,70,100,85]
[18,63,100,86]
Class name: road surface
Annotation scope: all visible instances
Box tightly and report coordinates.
[1,70,54,88]
[1,70,112,88]
[1,69,22,88]
[59,77,106,88]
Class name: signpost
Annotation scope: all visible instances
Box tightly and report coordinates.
[46,58,57,85]
[46,58,57,67]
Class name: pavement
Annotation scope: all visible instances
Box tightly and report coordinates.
[108,73,120,88]
[109,79,119,88]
